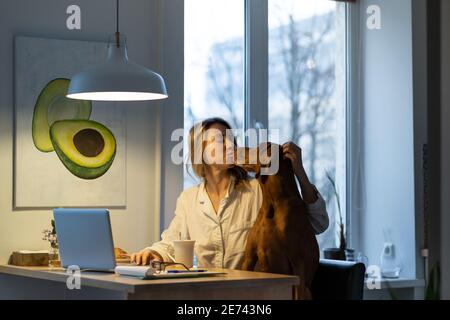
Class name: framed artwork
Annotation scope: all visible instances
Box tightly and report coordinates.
[14,36,127,208]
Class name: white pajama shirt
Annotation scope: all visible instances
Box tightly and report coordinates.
[146,177,328,269]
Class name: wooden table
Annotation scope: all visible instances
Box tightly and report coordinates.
[0,265,299,300]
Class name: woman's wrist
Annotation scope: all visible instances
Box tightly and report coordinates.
[294,165,308,183]
[295,166,318,204]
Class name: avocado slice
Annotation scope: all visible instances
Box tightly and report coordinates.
[50,120,116,179]
[32,78,92,152]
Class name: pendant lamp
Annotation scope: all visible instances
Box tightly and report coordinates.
[67,0,168,101]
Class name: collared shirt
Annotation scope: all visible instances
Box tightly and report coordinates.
[147,177,328,269]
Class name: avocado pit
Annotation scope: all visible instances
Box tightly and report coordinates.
[73,128,105,157]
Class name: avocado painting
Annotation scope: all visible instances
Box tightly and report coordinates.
[50,120,117,179]
[14,36,126,208]
[32,78,117,180]
[32,78,92,153]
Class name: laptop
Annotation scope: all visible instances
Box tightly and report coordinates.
[53,208,116,272]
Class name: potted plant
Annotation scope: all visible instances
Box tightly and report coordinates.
[42,219,60,267]
[323,171,353,261]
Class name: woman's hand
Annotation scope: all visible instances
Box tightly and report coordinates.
[282,142,305,176]
[282,142,318,204]
[130,249,163,266]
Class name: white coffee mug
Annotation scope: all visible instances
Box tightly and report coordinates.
[173,240,196,268]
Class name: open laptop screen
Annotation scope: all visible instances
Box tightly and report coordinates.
[53,208,116,271]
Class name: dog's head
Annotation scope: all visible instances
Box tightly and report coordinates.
[235,143,293,181]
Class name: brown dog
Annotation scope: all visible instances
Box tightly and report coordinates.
[238,143,319,300]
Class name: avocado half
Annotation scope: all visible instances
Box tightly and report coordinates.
[50,120,116,179]
[32,78,92,152]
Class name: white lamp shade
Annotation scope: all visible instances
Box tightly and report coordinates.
[67,38,168,101]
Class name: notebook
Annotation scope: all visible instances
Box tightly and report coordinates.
[114,265,226,280]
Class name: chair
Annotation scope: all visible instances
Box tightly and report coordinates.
[311,259,366,300]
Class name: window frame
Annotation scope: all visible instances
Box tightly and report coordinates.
[345,1,360,252]
[244,0,269,132]
[247,0,352,249]
[181,0,353,249]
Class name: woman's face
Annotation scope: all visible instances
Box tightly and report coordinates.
[202,123,235,170]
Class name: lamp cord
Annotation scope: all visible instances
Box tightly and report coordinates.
[116,0,119,34]
[115,0,120,47]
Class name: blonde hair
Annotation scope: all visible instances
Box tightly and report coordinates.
[187,118,247,184]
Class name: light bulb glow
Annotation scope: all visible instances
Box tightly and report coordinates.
[67,91,168,101]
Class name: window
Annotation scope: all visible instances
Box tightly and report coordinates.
[184,0,347,251]
[184,0,245,188]
[267,0,347,250]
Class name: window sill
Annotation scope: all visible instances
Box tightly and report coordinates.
[364,277,425,291]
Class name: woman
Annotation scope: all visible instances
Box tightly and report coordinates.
[131,118,328,269]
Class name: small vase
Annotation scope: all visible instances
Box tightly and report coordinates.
[345,248,355,261]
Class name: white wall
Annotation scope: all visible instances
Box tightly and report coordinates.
[156,0,184,230]
[358,0,417,278]
[0,0,163,263]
